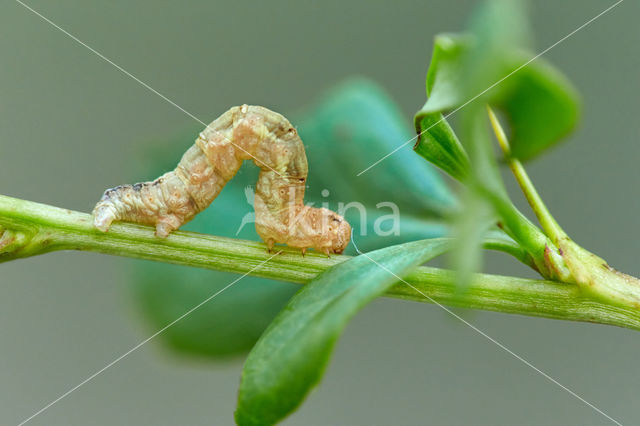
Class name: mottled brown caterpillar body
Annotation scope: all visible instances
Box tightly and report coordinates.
[93,105,351,255]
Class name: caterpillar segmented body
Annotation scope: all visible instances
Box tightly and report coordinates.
[92,105,351,255]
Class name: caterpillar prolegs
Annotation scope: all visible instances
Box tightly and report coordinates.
[92,105,351,255]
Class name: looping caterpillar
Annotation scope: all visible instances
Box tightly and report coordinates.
[92,105,351,255]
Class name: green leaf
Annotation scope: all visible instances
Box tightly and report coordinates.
[449,189,495,289]
[413,110,470,181]
[235,238,453,425]
[489,53,581,160]
[413,34,471,181]
[132,78,457,359]
[416,0,526,288]
[414,0,580,165]
[297,77,457,217]
[134,262,299,357]
[413,0,579,285]
[462,0,531,96]
[424,34,471,109]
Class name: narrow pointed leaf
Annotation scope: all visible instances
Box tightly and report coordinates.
[235,238,453,425]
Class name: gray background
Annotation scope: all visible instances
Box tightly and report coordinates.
[1,0,638,424]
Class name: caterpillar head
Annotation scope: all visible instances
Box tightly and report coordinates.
[319,209,351,254]
[311,208,351,254]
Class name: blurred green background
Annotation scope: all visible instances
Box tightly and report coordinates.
[1,0,638,424]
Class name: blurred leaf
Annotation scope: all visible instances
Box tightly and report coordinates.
[448,188,494,289]
[235,238,452,426]
[132,78,457,359]
[415,0,527,288]
[462,0,531,97]
[490,53,581,160]
[297,77,457,219]
[414,0,579,166]
[448,105,503,289]
[135,262,299,357]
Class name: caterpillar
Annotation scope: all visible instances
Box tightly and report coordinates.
[92,105,351,255]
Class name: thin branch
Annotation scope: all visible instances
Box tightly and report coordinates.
[1,193,639,331]
[487,106,567,243]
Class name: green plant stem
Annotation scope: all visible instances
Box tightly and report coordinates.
[1,193,640,331]
[396,267,640,331]
[486,107,640,308]
[0,194,341,283]
[487,106,567,243]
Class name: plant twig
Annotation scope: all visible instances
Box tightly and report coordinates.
[486,107,640,308]
[487,106,567,243]
[1,193,639,331]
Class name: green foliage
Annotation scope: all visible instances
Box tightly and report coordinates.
[491,54,581,160]
[413,34,471,181]
[235,239,453,425]
[132,1,586,421]
[133,78,456,358]
[135,263,299,357]
[413,0,580,287]
[0,1,637,425]
[296,77,457,221]
[414,0,580,169]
